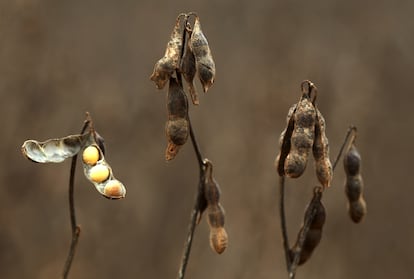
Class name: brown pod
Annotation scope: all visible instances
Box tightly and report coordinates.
[209,227,228,254]
[164,77,189,161]
[180,29,198,105]
[165,118,189,145]
[284,92,316,178]
[275,104,297,176]
[207,204,225,229]
[150,17,183,89]
[167,77,188,119]
[312,108,332,187]
[348,198,367,223]
[343,143,361,176]
[204,161,221,205]
[344,142,367,223]
[190,16,216,93]
[345,174,363,202]
[291,190,325,265]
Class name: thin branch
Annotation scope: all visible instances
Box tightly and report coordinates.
[176,160,205,279]
[62,115,91,279]
[279,175,291,272]
[332,125,357,171]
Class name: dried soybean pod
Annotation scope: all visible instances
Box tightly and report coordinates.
[190,15,216,93]
[167,77,188,119]
[150,15,184,89]
[165,77,189,161]
[290,189,326,265]
[180,25,198,105]
[344,143,367,223]
[284,85,316,178]
[203,160,228,254]
[21,134,87,163]
[343,143,361,176]
[275,104,297,176]
[312,108,332,187]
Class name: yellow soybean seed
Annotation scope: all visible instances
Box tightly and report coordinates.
[82,145,100,165]
[104,180,125,198]
[89,164,110,183]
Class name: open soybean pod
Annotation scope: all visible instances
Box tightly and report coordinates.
[189,15,216,93]
[290,188,326,265]
[21,134,88,163]
[81,133,126,200]
[275,104,297,176]
[165,77,189,161]
[150,14,184,90]
[180,22,199,105]
[344,142,367,223]
[312,108,333,188]
[284,81,317,178]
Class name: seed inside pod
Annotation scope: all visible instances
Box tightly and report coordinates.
[89,164,110,183]
[82,145,100,165]
[104,179,125,198]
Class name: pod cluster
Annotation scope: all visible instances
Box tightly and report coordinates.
[150,13,216,106]
[21,123,126,200]
[343,142,367,223]
[81,133,126,200]
[150,13,216,160]
[290,188,326,265]
[200,161,228,254]
[275,80,332,188]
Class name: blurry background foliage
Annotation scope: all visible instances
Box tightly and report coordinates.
[0,0,413,278]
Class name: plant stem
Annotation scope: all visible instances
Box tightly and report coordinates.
[279,175,291,273]
[62,116,90,279]
[176,120,206,279]
[176,14,208,279]
[332,126,357,171]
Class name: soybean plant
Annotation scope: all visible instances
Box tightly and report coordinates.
[21,113,126,279]
[149,12,227,279]
[274,81,367,279]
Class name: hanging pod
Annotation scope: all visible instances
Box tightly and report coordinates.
[190,15,216,93]
[275,104,297,176]
[165,77,189,161]
[21,134,88,163]
[180,22,199,105]
[203,160,228,254]
[343,143,366,223]
[150,15,184,89]
[284,82,317,178]
[290,188,326,265]
[312,108,332,187]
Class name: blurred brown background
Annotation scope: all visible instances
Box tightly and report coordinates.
[1,0,413,278]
